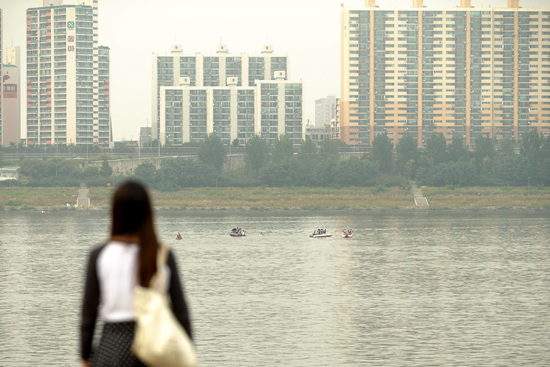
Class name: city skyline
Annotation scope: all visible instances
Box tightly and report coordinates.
[0,0,548,142]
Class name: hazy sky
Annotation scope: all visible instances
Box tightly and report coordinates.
[1,0,548,141]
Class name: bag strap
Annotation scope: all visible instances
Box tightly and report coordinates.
[149,245,169,291]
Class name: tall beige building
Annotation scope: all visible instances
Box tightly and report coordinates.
[341,0,550,148]
[2,46,21,145]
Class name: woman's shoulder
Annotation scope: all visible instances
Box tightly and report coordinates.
[88,242,108,261]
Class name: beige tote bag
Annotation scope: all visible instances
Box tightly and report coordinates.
[132,246,197,367]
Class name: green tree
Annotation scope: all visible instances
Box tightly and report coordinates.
[319,138,340,164]
[371,132,394,173]
[271,134,294,164]
[58,162,80,178]
[337,157,378,186]
[473,135,495,173]
[83,165,100,178]
[520,129,543,165]
[198,134,226,172]
[396,133,418,177]
[420,161,479,187]
[448,134,469,162]
[296,137,319,185]
[498,137,516,157]
[520,129,549,185]
[260,160,294,187]
[298,136,317,157]
[134,163,157,187]
[494,154,530,186]
[99,160,113,177]
[424,133,448,165]
[245,135,268,173]
[19,159,55,179]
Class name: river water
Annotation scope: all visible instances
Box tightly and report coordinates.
[0,210,549,366]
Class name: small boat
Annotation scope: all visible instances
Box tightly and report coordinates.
[342,226,353,238]
[230,227,246,237]
[310,229,331,238]
[310,233,332,238]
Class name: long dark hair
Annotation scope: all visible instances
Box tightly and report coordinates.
[111,180,159,287]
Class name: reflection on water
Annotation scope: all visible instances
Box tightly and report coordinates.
[0,211,549,366]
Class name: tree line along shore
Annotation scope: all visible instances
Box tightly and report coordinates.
[1,130,549,211]
[0,186,549,212]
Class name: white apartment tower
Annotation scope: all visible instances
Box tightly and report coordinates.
[26,0,111,146]
[160,72,304,147]
[255,72,304,146]
[0,8,3,143]
[315,95,337,127]
[160,78,256,146]
[152,44,292,143]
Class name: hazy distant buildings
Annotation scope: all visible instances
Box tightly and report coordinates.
[331,97,341,140]
[154,44,303,146]
[26,0,111,146]
[341,0,550,147]
[315,95,336,127]
[305,125,331,146]
[2,46,22,145]
[139,126,152,147]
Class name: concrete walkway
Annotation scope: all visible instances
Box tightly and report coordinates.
[410,181,429,208]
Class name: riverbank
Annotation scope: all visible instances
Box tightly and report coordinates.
[0,186,549,211]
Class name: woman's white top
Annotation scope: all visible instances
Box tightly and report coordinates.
[96,241,170,322]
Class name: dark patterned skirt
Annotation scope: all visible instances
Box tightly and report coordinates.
[90,321,146,367]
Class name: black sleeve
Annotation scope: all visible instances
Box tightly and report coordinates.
[167,249,193,340]
[80,245,104,360]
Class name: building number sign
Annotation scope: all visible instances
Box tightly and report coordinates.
[67,34,75,52]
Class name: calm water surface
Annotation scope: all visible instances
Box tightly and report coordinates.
[0,210,549,366]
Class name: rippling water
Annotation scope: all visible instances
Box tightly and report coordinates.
[0,210,549,366]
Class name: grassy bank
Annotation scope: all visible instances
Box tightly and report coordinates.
[422,186,550,210]
[1,186,549,211]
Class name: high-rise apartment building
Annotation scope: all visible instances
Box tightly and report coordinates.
[159,71,304,147]
[255,73,303,146]
[341,0,550,148]
[2,46,22,145]
[160,77,255,146]
[26,0,111,146]
[0,8,3,144]
[315,95,337,127]
[152,44,290,142]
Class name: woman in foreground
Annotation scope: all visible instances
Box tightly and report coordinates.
[80,180,192,366]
